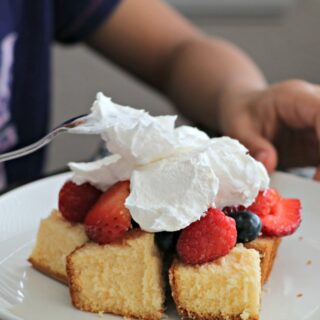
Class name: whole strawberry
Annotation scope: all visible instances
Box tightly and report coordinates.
[176,208,237,265]
[58,181,102,223]
[84,180,131,244]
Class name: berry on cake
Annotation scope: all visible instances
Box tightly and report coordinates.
[29,93,301,320]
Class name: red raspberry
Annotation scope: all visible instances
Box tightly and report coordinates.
[58,181,102,223]
[176,208,237,265]
[84,180,131,244]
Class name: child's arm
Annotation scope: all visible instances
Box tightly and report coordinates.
[87,0,266,129]
[87,0,320,178]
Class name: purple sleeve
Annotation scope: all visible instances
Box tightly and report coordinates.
[55,0,121,44]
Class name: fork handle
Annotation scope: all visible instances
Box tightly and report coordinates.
[0,127,67,163]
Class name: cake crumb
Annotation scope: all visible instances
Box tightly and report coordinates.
[306,260,312,265]
[240,310,250,320]
[298,236,303,241]
[296,293,303,298]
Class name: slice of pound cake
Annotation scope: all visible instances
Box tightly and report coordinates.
[67,229,165,320]
[28,210,88,283]
[169,245,261,320]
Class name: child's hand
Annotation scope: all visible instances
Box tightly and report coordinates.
[218,80,320,179]
[86,0,319,181]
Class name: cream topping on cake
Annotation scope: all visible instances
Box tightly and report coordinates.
[126,150,218,232]
[68,93,269,232]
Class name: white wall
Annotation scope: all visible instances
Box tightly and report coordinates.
[46,0,320,173]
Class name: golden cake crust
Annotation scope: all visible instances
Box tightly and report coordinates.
[28,209,88,283]
[28,256,68,284]
[245,236,281,284]
[67,229,165,320]
[170,269,259,320]
[169,245,261,320]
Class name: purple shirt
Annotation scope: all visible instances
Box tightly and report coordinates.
[0,0,120,189]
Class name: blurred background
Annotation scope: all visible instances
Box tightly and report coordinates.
[47,0,320,174]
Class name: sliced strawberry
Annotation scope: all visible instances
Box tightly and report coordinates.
[176,208,237,265]
[58,181,102,223]
[267,188,281,208]
[261,198,301,236]
[248,188,281,217]
[84,180,131,244]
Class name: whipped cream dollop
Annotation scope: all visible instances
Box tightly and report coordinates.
[69,93,269,232]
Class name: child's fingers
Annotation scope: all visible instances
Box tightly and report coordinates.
[273,80,320,134]
[231,124,278,174]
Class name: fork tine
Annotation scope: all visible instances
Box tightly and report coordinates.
[0,114,89,163]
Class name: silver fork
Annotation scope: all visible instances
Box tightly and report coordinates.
[0,114,90,163]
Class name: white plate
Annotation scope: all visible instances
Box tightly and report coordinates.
[0,172,319,320]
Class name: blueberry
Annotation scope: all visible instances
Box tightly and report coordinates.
[155,232,179,253]
[228,211,261,243]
